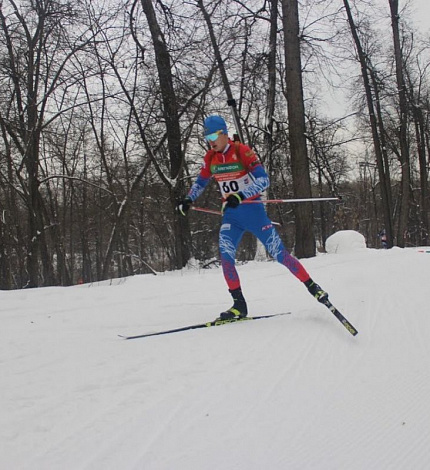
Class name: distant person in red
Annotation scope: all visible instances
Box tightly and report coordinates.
[178,115,328,320]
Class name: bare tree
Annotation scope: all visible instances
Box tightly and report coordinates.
[404,44,430,245]
[0,0,99,286]
[388,0,411,247]
[195,0,245,142]
[342,0,394,247]
[137,0,193,269]
[280,0,315,257]
[263,0,278,180]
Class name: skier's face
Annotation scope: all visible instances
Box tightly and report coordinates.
[206,132,228,152]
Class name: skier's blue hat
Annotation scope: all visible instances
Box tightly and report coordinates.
[203,115,228,136]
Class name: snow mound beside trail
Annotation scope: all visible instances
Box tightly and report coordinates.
[325,230,367,254]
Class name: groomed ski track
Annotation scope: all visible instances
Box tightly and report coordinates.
[2,246,430,469]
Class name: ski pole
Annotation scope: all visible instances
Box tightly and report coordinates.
[191,206,281,226]
[192,197,340,215]
[191,206,223,216]
[242,197,340,204]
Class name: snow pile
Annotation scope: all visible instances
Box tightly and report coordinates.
[325,229,367,254]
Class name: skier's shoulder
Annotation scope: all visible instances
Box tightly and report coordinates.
[203,148,215,162]
[235,141,261,169]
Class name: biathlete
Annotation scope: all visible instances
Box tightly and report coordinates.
[178,115,328,320]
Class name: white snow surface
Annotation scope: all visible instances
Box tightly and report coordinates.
[2,237,430,469]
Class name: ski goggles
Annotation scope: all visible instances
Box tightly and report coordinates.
[205,130,224,142]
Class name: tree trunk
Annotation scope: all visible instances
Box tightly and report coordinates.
[413,102,429,245]
[389,0,411,247]
[343,0,394,247]
[264,0,278,175]
[281,0,315,258]
[140,0,190,268]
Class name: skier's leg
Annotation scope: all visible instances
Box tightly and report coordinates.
[248,206,329,301]
[256,224,310,281]
[219,221,244,291]
[218,219,248,319]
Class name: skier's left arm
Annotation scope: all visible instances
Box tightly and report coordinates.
[240,149,270,200]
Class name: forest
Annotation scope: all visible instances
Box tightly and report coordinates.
[0,0,429,289]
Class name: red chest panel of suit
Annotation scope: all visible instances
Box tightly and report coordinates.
[201,142,260,199]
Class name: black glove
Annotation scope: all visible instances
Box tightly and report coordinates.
[223,192,244,211]
[177,196,193,216]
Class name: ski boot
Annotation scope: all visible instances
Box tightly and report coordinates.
[304,278,328,303]
[218,287,248,320]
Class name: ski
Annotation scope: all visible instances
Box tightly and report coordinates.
[119,312,291,340]
[320,298,358,336]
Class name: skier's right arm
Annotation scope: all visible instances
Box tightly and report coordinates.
[187,174,210,201]
[177,154,212,215]
[177,175,210,216]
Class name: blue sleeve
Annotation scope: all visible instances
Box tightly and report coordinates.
[241,165,270,199]
[187,174,211,202]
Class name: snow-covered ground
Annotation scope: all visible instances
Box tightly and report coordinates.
[2,232,430,469]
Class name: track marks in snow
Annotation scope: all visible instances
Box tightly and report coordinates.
[3,249,430,469]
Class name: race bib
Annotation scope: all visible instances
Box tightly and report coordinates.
[217,173,251,198]
[210,155,255,199]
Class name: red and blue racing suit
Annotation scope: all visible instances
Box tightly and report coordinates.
[187,140,311,290]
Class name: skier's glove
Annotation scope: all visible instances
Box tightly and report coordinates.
[223,192,244,212]
[177,196,193,216]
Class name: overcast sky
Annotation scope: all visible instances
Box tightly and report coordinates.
[409,0,430,33]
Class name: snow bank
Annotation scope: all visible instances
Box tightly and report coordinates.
[325,230,367,254]
[2,247,430,469]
